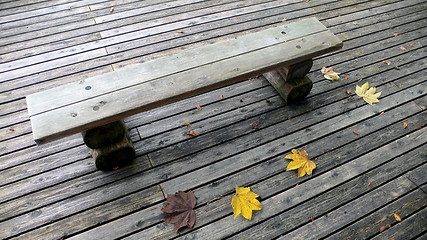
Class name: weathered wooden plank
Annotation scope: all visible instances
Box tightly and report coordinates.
[0,0,108,25]
[147,60,427,164]
[159,82,426,194]
[371,206,427,240]
[0,184,164,239]
[326,173,427,239]
[126,128,427,239]
[28,21,342,144]
[230,151,427,239]
[0,0,422,102]
[275,176,424,240]
[72,98,427,239]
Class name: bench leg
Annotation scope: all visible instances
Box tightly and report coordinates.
[263,59,313,104]
[82,120,136,171]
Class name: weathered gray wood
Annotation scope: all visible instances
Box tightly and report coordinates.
[127,129,427,239]
[94,107,427,239]
[371,207,427,240]
[82,120,127,149]
[27,18,342,144]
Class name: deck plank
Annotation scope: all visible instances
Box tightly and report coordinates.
[0,0,426,239]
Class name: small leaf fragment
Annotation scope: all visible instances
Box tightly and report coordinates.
[345,90,351,95]
[177,30,185,33]
[9,127,14,131]
[409,43,415,47]
[220,95,224,99]
[394,213,401,221]
[285,149,316,178]
[400,46,406,50]
[112,166,119,170]
[196,105,202,110]
[393,33,399,36]
[282,18,287,22]
[383,60,390,65]
[252,123,259,129]
[321,66,340,80]
[110,7,114,12]
[184,122,191,126]
[403,122,408,129]
[231,186,262,220]
[353,130,359,135]
[380,225,390,232]
[311,216,314,222]
[187,131,197,136]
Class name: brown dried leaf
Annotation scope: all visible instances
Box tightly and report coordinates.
[161,191,197,232]
[383,60,390,65]
[177,30,185,33]
[196,105,202,110]
[400,46,406,50]
[220,95,224,99]
[110,7,114,12]
[353,130,359,135]
[409,43,415,47]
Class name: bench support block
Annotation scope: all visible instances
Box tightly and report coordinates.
[263,59,313,104]
[83,120,136,171]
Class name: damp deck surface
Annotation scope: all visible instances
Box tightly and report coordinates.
[0,0,426,239]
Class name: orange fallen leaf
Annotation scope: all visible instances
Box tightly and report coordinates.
[344,74,348,80]
[380,112,385,115]
[112,166,119,170]
[409,43,415,47]
[416,126,422,130]
[380,225,390,232]
[400,46,406,50]
[184,122,191,126]
[353,130,359,135]
[368,182,371,186]
[394,213,401,221]
[177,30,185,33]
[383,60,390,65]
[187,131,197,136]
[346,90,351,94]
[196,105,202,110]
[403,122,408,129]
[220,95,224,99]
[110,7,114,12]
[393,33,398,36]
[9,127,14,131]
[311,216,314,222]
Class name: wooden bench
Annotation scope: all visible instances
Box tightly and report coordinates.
[26,17,342,171]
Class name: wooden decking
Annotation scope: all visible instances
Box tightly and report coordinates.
[0,0,426,239]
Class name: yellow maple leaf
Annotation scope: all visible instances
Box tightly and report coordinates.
[321,66,340,80]
[285,149,316,178]
[355,81,381,105]
[231,185,262,220]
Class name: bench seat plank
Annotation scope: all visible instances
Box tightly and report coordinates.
[27,17,342,144]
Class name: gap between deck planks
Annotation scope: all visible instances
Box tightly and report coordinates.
[1,0,426,239]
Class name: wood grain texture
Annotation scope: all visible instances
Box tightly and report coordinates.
[27,18,342,144]
[1,0,426,239]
